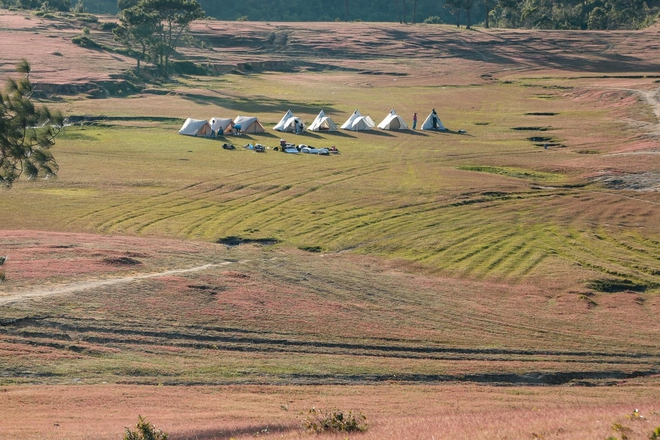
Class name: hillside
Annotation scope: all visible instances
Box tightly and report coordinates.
[1,10,660,440]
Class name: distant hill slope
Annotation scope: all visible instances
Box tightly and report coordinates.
[76,0,659,30]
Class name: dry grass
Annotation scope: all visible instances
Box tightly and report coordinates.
[1,11,660,439]
[1,381,660,440]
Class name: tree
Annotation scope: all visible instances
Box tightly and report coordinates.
[482,0,497,28]
[114,5,159,74]
[0,60,62,188]
[463,0,475,28]
[117,0,138,9]
[139,0,204,76]
[444,0,464,26]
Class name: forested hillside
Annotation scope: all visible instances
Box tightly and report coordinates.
[3,0,659,29]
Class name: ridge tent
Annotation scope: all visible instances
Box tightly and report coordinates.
[307,110,338,132]
[179,118,213,137]
[233,115,265,134]
[273,110,304,132]
[420,109,446,131]
[210,117,234,136]
[377,109,409,130]
[340,110,375,131]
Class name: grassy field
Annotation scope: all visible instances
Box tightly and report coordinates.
[1,10,660,440]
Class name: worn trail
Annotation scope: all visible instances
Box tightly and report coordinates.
[0,261,242,306]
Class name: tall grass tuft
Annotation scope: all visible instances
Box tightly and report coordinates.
[302,407,367,434]
[124,415,168,440]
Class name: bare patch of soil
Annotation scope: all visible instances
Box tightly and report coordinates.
[592,171,660,191]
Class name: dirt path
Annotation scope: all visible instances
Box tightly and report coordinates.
[0,261,243,306]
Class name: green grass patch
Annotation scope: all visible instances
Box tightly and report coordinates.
[456,166,563,181]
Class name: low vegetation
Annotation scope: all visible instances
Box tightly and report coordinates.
[302,407,368,434]
[0,8,659,440]
[123,416,168,440]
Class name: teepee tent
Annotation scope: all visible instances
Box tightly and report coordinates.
[377,109,409,130]
[341,110,375,131]
[273,110,303,132]
[210,117,234,135]
[420,109,446,131]
[179,118,213,137]
[233,115,265,134]
[308,110,338,132]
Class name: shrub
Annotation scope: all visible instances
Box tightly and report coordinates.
[424,15,444,24]
[101,21,119,31]
[124,416,168,440]
[650,426,660,439]
[302,408,367,434]
[236,15,248,21]
[172,60,207,75]
[72,34,101,48]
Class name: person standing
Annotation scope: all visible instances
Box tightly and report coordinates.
[412,112,417,130]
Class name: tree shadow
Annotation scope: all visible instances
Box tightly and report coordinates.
[172,423,297,440]
[179,92,340,115]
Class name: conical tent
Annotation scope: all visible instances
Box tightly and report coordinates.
[210,117,234,135]
[377,109,408,130]
[273,110,303,132]
[233,115,265,133]
[340,110,361,130]
[308,110,338,132]
[341,110,375,131]
[179,118,213,137]
[420,109,446,131]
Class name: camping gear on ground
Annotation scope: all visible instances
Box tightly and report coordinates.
[308,110,339,132]
[178,118,213,137]
[210,117,234,136]
[329,146,340,154]
[222,143,235,150]
[233,115,265,134]
[274,110,304,133]
[300,145,329,155]
[420,109,447,131]
[340,110,375,131]
[377,109,409,130]
[254,144,266,152]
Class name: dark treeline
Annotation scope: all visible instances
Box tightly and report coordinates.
[2,0,659,29]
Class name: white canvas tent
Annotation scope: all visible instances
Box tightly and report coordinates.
[340,110,375,131]
[273,110,304,132]
[420,109,446,131]
[179,118,213,137]
[233,115,265,134]
[210,117,234,135]
[377,109,409,130]
[307,110,338,132]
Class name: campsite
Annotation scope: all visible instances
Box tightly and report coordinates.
[1,6,660,440]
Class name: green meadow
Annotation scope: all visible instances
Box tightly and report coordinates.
[1,71,657,292]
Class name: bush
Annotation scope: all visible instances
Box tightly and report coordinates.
[650,426,660,439]
[424,15,443,24]
[302,408,367,434]
[172,60,207,75]
[72,34,100,48]
[124,416,168,440]
[101,21,119,31]
[74,13,99,23]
